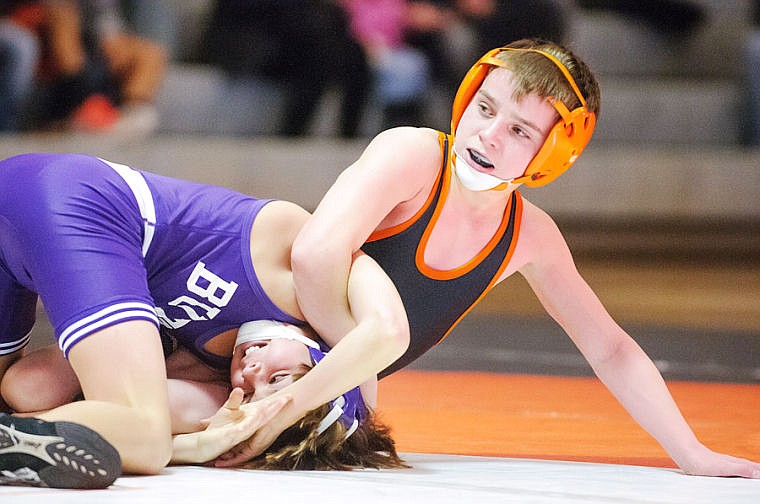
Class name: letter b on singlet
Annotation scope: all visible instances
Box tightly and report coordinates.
[186,261,238,307]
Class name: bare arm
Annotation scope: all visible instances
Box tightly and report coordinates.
[291,127,440,348]
[171,390,290,465]
[517,202,760,478]
[215,252,410,466]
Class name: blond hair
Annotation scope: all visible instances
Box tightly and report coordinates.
[497,38,600,116]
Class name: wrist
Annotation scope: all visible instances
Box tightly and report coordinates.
[668,439,708,473]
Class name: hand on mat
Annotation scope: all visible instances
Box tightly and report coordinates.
[678,446,760,479]
[194,388,290,462]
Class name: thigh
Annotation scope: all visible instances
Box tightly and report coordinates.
[68,320,169,413]
[0,154,157,357]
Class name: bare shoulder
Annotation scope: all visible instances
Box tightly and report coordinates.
[357,127,442,173]
[254,200,310,237]
[510,196,572,274]
[368,126,441,151]
[336,127,443,206]
[519,197,562,238]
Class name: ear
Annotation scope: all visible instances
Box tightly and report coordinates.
[522,108,596,187]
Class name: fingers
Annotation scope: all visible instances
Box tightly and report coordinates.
[683,454,760,479]
[224,387,245,410]
[252,394,291,426]
[200,387,247,427]
[213,395,293,467]
[214,438,264,468]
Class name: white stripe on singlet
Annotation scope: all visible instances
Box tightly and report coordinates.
[99,158,156,257]
[59,302,159,356]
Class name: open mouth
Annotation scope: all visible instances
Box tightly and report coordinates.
[468,149,494,169]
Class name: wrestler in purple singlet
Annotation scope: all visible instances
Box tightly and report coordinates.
[0,153,300,370]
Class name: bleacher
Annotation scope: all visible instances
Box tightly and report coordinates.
[2,0,758,237]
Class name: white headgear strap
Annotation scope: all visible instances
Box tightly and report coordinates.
[235,320,321,350]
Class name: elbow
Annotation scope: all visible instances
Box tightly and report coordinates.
[367,310,410,364]
[388,316,410,361]
[290,231,325,283]
[587,334,640,376]
[290,237,312,280]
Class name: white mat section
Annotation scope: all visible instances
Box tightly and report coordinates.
[2,454,758,503]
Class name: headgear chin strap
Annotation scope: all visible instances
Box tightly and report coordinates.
[235,320,366,439]
[452,148,512,192]
[451,46,596,187]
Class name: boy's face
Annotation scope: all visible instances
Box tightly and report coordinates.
[230,329,312,403]
[453,68,558,185]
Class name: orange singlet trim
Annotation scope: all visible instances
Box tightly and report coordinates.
[415,143,522,281]
[435,193,523,345]
[366,132,448,243]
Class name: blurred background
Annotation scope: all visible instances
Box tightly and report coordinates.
[1,0,758,383]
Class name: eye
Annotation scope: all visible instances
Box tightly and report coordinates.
[511,125,530,139]
[477,101,494,117]
[269,373,289,385]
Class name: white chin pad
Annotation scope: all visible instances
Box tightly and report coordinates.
[235,320,320,350]
[453,149,510,191]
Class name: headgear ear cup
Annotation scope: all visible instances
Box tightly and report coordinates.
[450,47,596,187]
[522,99,596,187]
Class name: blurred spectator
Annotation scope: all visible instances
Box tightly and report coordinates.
[0,2,40,131]
[12,0,167,135]
[119,0,177,56]
[743,0,760,146]
[405,0,567,94]
[201,0,371,138]
[575,0,705,36]
[341,0,431,130]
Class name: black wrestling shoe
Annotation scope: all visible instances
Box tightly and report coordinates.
[0,413,121,489]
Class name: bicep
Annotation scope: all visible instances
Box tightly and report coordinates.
[296,128,439,254]
[346,253,408,340]
[518,212,626,363]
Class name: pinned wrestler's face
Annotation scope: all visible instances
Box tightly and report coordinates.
[230,327,312,402]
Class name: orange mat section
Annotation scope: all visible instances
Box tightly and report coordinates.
[377,370,760,468]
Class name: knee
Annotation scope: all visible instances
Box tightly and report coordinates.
[1,357,79,412]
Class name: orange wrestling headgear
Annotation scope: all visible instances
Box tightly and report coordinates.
[451,47,596,187]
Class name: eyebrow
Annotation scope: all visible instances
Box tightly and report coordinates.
[477,88,549,137]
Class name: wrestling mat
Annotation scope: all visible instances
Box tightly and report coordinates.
[3,370,758,503]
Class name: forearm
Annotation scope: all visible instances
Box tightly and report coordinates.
[591,337,702,466]
[282,252,409,414]
[264,314,407,428]
[171,431,206,465]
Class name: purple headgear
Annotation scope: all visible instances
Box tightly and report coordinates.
[235,320,366,439]
[308,345,366,438]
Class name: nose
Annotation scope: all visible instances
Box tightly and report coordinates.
[479,120,502,149]
[241,360,265,388]
[243,359,262,376]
